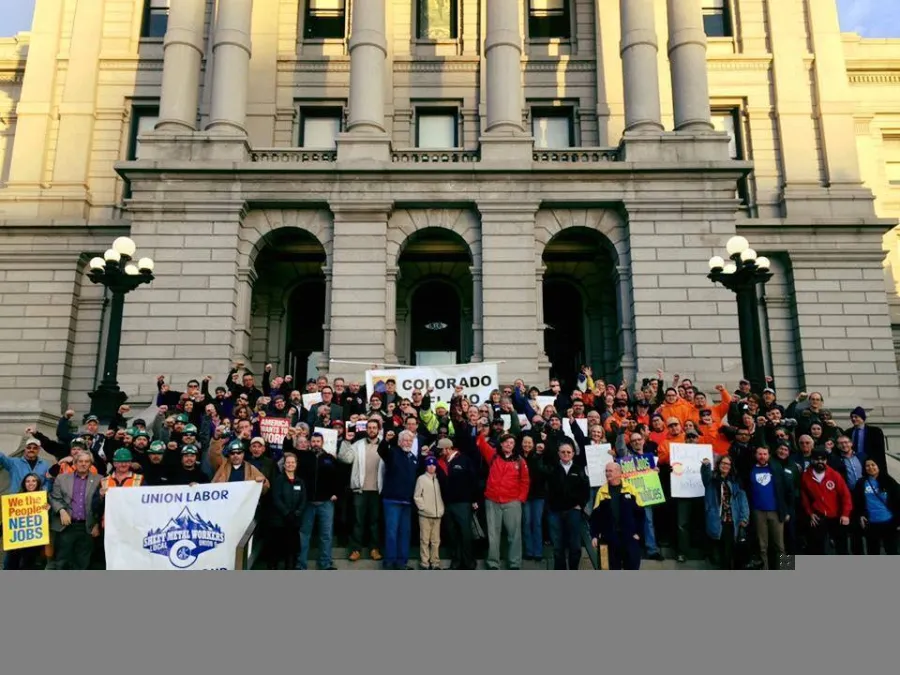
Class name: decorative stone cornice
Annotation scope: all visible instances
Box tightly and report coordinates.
[707,56,772,71]
[848,72,900,85]
[393,59,479,72]
[277,59,350,72]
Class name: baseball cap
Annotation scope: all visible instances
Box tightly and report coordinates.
[436,438,453,450]
[425,456,438,467]
[24,437,41,447]
[763,388,776,395]
[812,448,829,459]
[250,437,265,446]
[85,415,99,424]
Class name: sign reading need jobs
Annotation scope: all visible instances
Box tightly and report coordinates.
[366,363,499,404]
[2,492,50,551]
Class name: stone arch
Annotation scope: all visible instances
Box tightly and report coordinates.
[387,209,481,268]
[534,208,627,267]
[240,209,334,270]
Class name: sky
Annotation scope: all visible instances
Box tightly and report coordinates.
[0,0,898,39]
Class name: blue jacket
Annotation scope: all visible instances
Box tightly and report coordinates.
[701,462,750,540]
[377,440,422,503]
[589,482,645,547]
[0,452,51,496]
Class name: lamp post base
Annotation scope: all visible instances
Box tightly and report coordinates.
[88,385,128,426]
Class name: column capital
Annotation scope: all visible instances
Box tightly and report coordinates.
[329,201,394,219]
[476,201,541,218]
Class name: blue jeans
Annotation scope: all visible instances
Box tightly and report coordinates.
[522,498,545,558]
[297,501,334,569]
[644,506,659,555]
[548,508,584,570]
[383,501,412,569]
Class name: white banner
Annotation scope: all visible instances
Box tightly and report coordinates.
[315,427,338,455]
[366,363,500,404]
[670,443,714,499]
[104,483,262,570]
[585,444,615,488]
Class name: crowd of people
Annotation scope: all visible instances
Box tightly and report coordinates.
[2,362,897,570]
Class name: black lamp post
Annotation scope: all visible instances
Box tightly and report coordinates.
[708,236,772,395]
[86,237,155,424]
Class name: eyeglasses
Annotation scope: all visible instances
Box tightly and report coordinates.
[559,450,574,455]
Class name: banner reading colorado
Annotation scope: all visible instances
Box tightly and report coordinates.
[104,482,262,570]
[366,362,499,404]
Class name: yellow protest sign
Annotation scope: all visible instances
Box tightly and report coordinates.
[2,492,50,551]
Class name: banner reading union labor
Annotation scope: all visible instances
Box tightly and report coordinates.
[366,363,499,404]
[104,483,262,570]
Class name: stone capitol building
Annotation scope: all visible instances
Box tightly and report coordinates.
[1,0,900,449]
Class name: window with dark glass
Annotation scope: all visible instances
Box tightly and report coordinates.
[298,108,343,149]
[304,0,347,40]
[416,109,458,149]
[528,0,571,40]
[712,107,751,205]
[142,0,169,39]
[128,106,160,160]
[532,108,574,149]
[703,0,733,38]
[417,0,458,40]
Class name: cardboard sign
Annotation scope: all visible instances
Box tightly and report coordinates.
[585,444,615,487]
[302,392,323,410]
[259,416,290,449]
[670,444,714,498]
[315,427,339,456]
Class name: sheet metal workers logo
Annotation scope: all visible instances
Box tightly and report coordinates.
[142,507,226,568]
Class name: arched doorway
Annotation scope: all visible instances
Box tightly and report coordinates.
[409,280,462,365]
[251,228,327,382]
[396,228,473,365]
[542,227,620,389]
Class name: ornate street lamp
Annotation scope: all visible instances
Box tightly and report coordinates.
[708,236,772,395]
[86,237,155,423]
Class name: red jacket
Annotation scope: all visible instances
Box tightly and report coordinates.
[800,466,852,519]
[476,434,530,504]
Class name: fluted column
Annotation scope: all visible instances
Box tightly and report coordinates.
[484,0,523,134]
[620,0,663,132]
[207,0,253,135]
[157,0,207,131]
[347,0,387,133]
[667,0,713,131]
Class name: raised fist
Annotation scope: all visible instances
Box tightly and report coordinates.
[65,409,75,419]
[24,426,35,436]
[265,364,273,372]
[204,374,213,382]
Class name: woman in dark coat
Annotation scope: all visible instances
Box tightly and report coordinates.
[269,452,308,569]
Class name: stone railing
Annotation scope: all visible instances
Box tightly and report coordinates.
[532,148,620,163]
[250,149,337,163]
[391,149,480,164]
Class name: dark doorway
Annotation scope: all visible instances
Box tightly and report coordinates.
[543,278,584,389]
[286,280,326,382]
[410,280,461,364]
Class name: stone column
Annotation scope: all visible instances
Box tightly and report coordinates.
[484,0,523,135]
[157,0,207,131]
[313,266,333,375]
[535,265,550,372]
[614,265,637,385]
[385,266,399,363]
[337,0,390,163]
[470,263,483,362]
[619,0,663,133]
[206,0,254,135]
[327,202,393,381]
[347,0,387,133]
[478,203,541,383]
[232,266,257,362]
[666,0,712,132]
[268,306,286,371]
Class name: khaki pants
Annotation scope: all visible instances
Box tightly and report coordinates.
[419,515,441,567]
[753,510,785,570]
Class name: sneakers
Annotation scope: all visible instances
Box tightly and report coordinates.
[676,554,686,563]
[419,563,430,570]
[649,552,665,562]
[348,550,361,562]
[370,548,383,561]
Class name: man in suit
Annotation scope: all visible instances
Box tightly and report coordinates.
[49,451,102,569]
[847,407,888,476]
